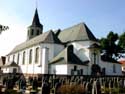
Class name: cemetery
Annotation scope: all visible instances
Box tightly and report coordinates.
[0,73,125,94]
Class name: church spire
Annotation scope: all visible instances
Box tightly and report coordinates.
[27,8,43,40]
[31,8,43,28]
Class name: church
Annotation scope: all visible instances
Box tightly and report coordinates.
[2,9,122,76]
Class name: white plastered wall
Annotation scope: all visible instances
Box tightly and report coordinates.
[100,60,122,75]
[4,43,64,74]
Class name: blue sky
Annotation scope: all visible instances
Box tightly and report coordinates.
[0,0,125,56]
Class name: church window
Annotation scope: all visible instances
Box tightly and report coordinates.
[74,66,77,71]
[8,56,10,62]
[80,69,83,75]
[17,53,20,64]
[92,51,97,64]
[102,68,106,75]
[22,51,25,65]
[35,47,39,63]
[113,64,116,73]
[13,55,15,61]
[28,30,30,35]
[71,69,74,75]
[29,49,32,64]
[31,29,34,35]
[36,30,39,35]
[13,68,17,73]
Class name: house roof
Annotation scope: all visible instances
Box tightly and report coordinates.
[49,46,89,65]
[118,59,125,65]
[8,30,62,54]
[120,61,125,64]
[58,23,97,43]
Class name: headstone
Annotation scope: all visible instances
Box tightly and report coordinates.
[92,81,97,94]
[85,82,92,94]
[18,76,26,92]
[42,80,50,94]
[55,80,61,94]
[6,78,14,89]
[32,77,38,90]
[96,80,101,94]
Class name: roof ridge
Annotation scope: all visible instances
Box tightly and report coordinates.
[62,22,84,31]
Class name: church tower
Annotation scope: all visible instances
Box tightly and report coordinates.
[27,8,43,40]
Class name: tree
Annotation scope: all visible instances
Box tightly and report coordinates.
[0,24,9,34]
[118,32,125,50]
[99,31,123,60]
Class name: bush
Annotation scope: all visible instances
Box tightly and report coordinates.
[4,89,18,94]
[101,87,120,94]
[57,84,85,94]
[119,88,125,93]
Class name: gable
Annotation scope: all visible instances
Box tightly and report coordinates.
[49,45,89,65]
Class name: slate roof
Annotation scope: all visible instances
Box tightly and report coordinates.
[49,46,89,65]
[58,23,97,43]
[29,8,43,28]
[8,30,62,54]
[8,22,97,55]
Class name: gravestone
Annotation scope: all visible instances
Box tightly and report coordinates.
[42,80,50,94]
[85,82,92,94]
[6,78,14,89]
[32,77,38,90]
[96,80,101,94]
[55,80,61,94]
[92,81,97,94]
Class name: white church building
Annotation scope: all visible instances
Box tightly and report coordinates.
[2,9,122,76]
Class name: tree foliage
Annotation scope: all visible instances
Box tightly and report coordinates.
[118,32,125,50]
[99,31,123,60]
[0,24,9,34]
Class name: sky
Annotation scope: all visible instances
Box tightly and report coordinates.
[0,0,125,56]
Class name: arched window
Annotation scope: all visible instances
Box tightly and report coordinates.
[36,30,39,35]
[13,55,15,61]
[31,29,34,35]
[8,56,10,62]
[29,49,32,64]
[93,51,96,64]
[17,53,20,64]
[22,51,25,65]
[35,47,39,63]
[28,30,30,35]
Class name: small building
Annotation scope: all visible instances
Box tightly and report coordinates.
[118,58,125,75]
